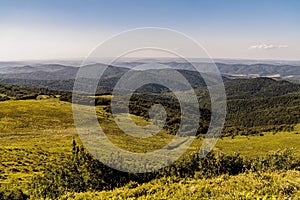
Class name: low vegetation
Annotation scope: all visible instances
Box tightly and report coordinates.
[60,170,300,200]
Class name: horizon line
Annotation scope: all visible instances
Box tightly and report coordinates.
[1,57,300,63]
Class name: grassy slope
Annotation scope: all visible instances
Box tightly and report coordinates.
[215,131,300,157]
[0,99,173,190]
[0,99,75,190]
[0,98,299,196]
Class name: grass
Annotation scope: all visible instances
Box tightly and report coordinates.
[0,99,74,133]
[215,131,300,157]
[0,99,76,190]
[0,97,300,193]
[0,98,173,189]
[60,170,300,200]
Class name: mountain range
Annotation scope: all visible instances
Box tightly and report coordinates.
[0,61,299,93]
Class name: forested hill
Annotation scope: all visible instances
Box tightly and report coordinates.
[127,77,300,136]
[225,77,300,99]
[1,76,300,136]
[222,78,300,135]
[0,82,70,101]
[0,68,229,93]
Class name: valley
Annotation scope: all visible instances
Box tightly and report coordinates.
[0,63,299,199]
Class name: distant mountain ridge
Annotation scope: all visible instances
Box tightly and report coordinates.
[0,62,299,94]
[0,63,229,93]
[0,64,73,73]
[216,63,300,80]
[115,61,300,82]
[1,61,300,78]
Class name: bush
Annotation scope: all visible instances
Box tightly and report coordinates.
[29,140,300,199]
[0,188,29,200]
[250,148,298,172]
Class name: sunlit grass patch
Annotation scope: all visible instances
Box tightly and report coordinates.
[215,128,300,157]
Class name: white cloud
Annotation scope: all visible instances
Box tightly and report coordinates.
[248,43,288,50]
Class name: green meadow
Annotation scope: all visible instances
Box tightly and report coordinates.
[0,98,299,198]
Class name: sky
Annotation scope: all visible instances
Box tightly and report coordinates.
[0,0,299,61]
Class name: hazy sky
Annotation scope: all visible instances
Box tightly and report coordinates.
[0,0,299,61]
